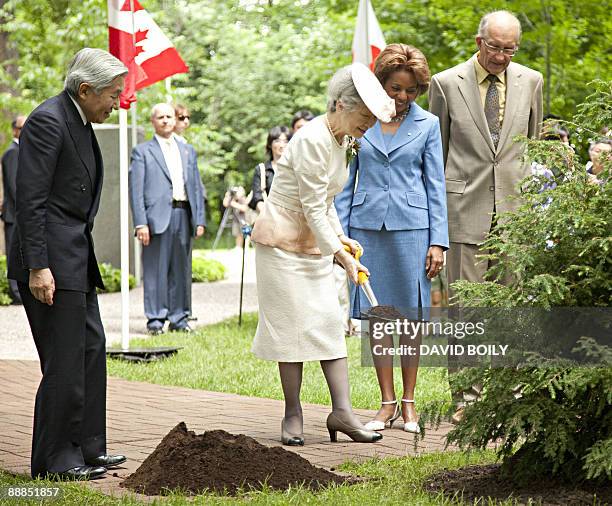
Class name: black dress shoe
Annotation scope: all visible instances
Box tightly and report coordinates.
[85,454,127,468]
[50,465,107,481]
[147,328,164,336]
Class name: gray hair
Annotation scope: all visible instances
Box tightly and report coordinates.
[150,103,175,119]
[64,48,128,97]
[589,138,612,154]
[477,10,522,41]
[326,65,364,113]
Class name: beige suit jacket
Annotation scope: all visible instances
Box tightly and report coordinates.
[429,57,543,245]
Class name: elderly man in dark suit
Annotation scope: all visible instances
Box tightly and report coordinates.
[129,103,206,335]
[8,48,128,480]
[1,115,26,303]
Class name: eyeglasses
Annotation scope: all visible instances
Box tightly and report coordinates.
[481,39,519,56]
[177,115,190,121]
[271,138,288,146]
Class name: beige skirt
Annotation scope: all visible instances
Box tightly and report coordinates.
[251,243,347,362]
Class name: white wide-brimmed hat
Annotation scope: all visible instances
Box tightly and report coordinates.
[351,62,395,123]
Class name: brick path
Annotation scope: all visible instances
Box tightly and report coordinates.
[0,359,455,500]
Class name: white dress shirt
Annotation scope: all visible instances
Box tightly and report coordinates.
[68,95,88,125]
[154,134,187,201]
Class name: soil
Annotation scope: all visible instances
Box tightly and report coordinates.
[366,305,405,319]
[423,464,611,505]
[120,422,351,496]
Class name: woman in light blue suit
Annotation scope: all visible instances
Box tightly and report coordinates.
[335,44,449,433]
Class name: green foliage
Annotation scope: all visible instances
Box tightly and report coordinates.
[436,83,612,485]
[191,254,226,282]
[1,0,609,228]
[97,262,136,293]
[0,255,13,305]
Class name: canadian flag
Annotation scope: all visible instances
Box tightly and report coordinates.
[352,0,386,71]
[108,0,188,109]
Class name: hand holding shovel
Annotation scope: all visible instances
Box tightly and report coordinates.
[338,245,379,307]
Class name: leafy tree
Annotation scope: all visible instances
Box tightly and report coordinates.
[1,0,609,231]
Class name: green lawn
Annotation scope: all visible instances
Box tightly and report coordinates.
[107,313,451,411]
[0,450,505,505]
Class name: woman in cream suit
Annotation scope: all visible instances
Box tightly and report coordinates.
[251,63,395,446]
[335,44,449,434]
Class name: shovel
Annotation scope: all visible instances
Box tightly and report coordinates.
[343,245,379,307]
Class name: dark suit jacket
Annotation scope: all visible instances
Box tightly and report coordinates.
[7,90,104,291]
[1,140,19,224]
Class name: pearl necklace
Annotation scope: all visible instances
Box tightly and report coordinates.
[325,114,344,149]
[389,104,410,123]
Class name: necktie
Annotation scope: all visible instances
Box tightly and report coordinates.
[484,74,501,148]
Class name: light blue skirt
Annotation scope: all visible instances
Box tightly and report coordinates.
[349,227,431,319]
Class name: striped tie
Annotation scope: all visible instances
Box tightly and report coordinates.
[484,74,501,148]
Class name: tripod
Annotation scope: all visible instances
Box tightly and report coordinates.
[212,206,233,250]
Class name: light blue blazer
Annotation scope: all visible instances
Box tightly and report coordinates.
[335,102,449,249]
[129,137,206,236]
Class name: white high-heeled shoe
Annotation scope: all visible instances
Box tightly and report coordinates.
[364,400,401,431]
[401,399,420,434]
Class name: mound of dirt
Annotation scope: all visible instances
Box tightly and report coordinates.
[366,305,405,319]
[121,422,350,496]
[424,463,611,506]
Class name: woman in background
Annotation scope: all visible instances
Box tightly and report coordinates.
[249,126,291,213]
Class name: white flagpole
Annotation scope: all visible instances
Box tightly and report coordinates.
[119,0,136,351]
[365,0,370,67]
[131,104,141,286]
[119,107,130,351]
[165,77,172,102]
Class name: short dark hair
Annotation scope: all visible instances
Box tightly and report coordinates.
[291,110,314,129]
[265,125,291,160]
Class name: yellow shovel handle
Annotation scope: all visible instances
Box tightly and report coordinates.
[343,245,368,285]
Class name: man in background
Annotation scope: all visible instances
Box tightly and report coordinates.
[130,103,206,335]
[1,114,26,303]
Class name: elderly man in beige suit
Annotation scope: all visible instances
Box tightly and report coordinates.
[429,10,543,421]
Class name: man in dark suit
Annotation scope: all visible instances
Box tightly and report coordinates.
[7,48,128,480]
[129,103,206,335]
[1,115,26,303]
